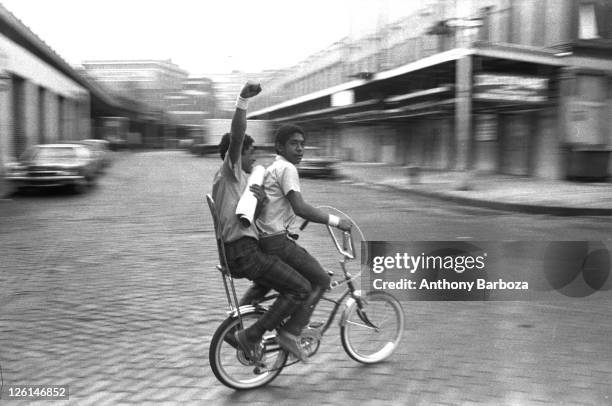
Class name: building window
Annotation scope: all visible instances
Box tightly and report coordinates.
[578,0,612,39]
[579,3,599,39]
[12,75,26,157]
[38,87,46,144]
[58,95,65,141]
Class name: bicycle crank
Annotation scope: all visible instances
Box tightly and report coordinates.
[300,323,323,357]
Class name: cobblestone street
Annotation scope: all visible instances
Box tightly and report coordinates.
[1,151,611,405]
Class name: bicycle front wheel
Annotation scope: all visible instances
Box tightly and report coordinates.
[340,291,405,364]
[209,310,288,390]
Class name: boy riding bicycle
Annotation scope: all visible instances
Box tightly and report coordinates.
[254,124,352,358]
[211,82,311,363]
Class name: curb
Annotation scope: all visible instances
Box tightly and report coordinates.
[342,178,612,217]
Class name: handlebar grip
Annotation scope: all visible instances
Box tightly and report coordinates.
[299,220,309,231]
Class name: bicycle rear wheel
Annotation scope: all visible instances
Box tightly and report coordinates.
[209,310,288,390]
[340,291,404,364]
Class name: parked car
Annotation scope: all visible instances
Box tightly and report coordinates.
[297,147,339,178]
[80,139,112,173]
[106,136,126,151]
[4,144,98,192]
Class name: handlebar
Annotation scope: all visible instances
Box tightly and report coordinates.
[327,226,355,260]
[300,220,355,260]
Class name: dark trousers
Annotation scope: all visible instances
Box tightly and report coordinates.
[258,233,331,334]
[224,237,311,331]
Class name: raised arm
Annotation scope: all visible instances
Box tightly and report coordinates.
[227,81,262,165]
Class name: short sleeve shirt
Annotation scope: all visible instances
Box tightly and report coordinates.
[256,155,301,236]
[212,154,259,243]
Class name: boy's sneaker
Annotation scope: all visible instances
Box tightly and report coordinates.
[234,330,263,364]
[276,328,309,363]
[308,321,324,330]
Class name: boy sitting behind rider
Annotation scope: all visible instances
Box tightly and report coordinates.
[212,82,312,362]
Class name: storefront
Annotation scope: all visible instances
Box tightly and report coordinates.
[472,72,551,176]
[249,46,612,181]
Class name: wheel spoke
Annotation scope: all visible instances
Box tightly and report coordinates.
[345,319,379,331]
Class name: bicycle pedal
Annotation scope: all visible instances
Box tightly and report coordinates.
[252,358,266,369]
[247,355,266,368]
[308,321,324,329]
[253,365,269,374]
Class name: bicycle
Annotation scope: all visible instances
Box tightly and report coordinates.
[206,194,405,390]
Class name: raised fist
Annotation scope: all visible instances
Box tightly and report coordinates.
[240,81,262,99]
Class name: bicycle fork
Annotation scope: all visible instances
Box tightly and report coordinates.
[338,262,381,332]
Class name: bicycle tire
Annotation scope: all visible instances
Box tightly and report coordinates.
[340,291,405,364]
[209,310,288,390]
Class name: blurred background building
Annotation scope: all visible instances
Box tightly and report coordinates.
[0,4,91,161]
[81,59,189,111]
[248,0,612,181]
[207,70,283,118]
[162,77,217,144]
[0,2,191,173]
[165,77,216,125]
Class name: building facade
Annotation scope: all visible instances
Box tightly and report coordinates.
[0,5,91,167]
[0,4,178,196]
[248,0,612,181]
[82,60,225,145]
[207,70,274,117]
[164,77,216,125]
[81,59,189,111]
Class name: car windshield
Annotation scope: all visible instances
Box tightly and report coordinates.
[30,147,78,161]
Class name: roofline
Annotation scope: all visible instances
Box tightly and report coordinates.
[269,99,380,123]
[33,143,86,147]
[0,4,137,112]
[248,78,369,118]
[472,42,565,66]
[248,48,473,118]
[82,59,189,76]
[386,86,453,103]
[249,40,612,120]
[474,41,612,73]
[373,48,473,81]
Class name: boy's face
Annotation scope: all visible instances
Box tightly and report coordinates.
[278,132,305,165]
[241,144,256,173]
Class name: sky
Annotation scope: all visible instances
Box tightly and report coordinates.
[0,0,423,76]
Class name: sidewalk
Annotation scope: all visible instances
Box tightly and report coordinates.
[337,162,612,216]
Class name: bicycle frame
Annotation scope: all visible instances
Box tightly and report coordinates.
[206,194,245,329]
[206,193,377,335]
[224,225,379,336]
[207,195,404,389]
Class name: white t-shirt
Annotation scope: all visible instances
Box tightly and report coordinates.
[256,155,301,236]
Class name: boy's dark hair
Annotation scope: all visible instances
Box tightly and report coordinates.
[218,132,255,160]
[274,124,305,154]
